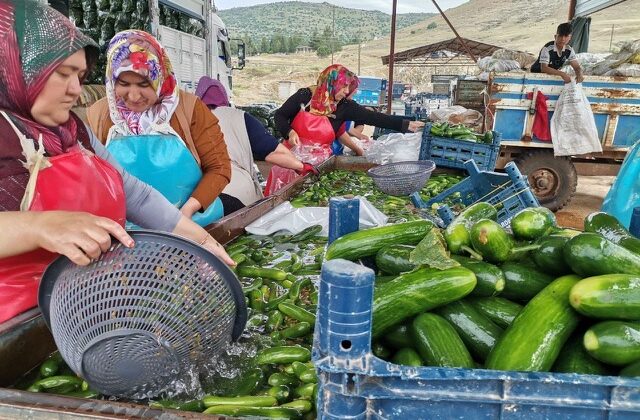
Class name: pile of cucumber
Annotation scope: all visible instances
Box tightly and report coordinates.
[327,206,640,376]
[290,170,463,223]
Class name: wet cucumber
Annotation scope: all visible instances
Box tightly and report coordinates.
[564,233,640,277]
[375,245,416,275]
[510,207,556,241]
[500,261,555,302]
[444,202,497,255]
[552,332,612,376]
[325,220,434,261]
[411,313,474,368]
[486,275,581,372]
[451,255,505,297]
[436,300,504,362]
[469,219,513,263]
[382,323,413,350]
[583,321,640,366]
[531,234,573,276]
[570,274,640,320]
[372,266,477,337]
[467,296,523,329]
[391,348,423,367]
[203,405,302,418]
[584,212,640,255]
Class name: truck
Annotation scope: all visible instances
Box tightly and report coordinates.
[351,76,387,108]
[50,0,244,96]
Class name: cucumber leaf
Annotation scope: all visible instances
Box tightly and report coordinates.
[410,229,460,270]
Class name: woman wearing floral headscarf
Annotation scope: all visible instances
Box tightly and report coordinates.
[274,64,423,152]
[0,0,233,323]
[87,30,234,220]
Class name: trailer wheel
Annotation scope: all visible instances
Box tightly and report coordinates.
[515,151,577,212]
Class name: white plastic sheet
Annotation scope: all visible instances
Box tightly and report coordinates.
[244,196,388,236]
[551,80,603,156]
[364,132,421,164]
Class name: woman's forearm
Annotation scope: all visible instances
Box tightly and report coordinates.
[0,212,40,257]
[264,144,304,170]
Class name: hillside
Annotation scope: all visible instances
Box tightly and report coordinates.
[230,0,640,105]
[218,1,433,44]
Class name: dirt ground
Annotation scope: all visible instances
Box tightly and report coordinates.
[555,176,616,230]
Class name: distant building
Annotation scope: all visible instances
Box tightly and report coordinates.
[296,46,313,54]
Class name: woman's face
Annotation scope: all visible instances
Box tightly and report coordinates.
[114,71,159,112]
[334,85,351,102]
[31,49,86,127]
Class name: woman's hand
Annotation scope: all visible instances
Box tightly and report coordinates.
[287,129,300,148]
[408,121,425,132]
[172,215,236,266]
[34,211,133,266]
[180,197,202,219]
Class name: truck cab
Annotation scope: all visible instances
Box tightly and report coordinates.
[351,76,387,108]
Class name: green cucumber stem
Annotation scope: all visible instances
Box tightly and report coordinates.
[461,245,483,261]
[511,244,541,254]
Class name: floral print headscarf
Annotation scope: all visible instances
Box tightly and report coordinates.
[105,30,179,136]
[309,64,359,117]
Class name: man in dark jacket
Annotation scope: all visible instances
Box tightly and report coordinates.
[531,22,584,83]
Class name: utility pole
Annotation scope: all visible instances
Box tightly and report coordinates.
[386,0,398,114]
[609,24,615,52]
[357,41,361,75]
[331,4,335,64]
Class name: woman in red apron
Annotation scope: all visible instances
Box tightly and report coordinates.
[0,0,233,324]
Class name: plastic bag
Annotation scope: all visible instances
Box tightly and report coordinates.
[244,196,388,236]
[364,132,421,165]
[550,81,602,156]
[602,140,640,228]
[477,57,522,72]
[429,106,483,131]
[264,144,332,196]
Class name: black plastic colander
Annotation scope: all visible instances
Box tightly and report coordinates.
[367,160,436,196]
[38,230,247,398]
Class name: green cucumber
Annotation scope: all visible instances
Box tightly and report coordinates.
[39,359,59,378]
[411,313,474,368]
[375,245,416,275]
[372,342,391,359]
[391,348,423,366]
[264,385,291,403]
[33,376,83,390]
[279,322,313,339]
[372,266,477,337]
[470,219,514,263]
[620,360,640,377]
[149,399,205,412]
[203,405,302,418]
[584,212,640,255]
[444,202,497,254]
[237,266,288,281]
[278,302,316,324]
[325,220,434,261]
[564,233,640,277]
[436,300,504,362]
[289,225,323,243]
[451,255,505,297]
[280,399,313,413]
[268,372,298,387]
[510,207,556,241]
[531,234,573,276]
[552,332,612,376]
[255,346,311,365]
[583,321,640,366]
[382,324,413,350]
[570,274,640,320]
[485,275,581,372]
[293,382,316,399]
[203,395,278,408]
[467,296,523,329]
[500,262,555,302]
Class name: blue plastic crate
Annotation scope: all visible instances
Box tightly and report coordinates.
[314,259,640,420]
[419,122,501,171]
[411,160,539,228]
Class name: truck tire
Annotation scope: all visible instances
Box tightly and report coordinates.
[515,151,577,212]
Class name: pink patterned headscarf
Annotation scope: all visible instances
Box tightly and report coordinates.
[309,64,359,117]
[0,0,97,155]
[105,30,179,136]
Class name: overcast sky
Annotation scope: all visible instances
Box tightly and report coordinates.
[215,0,470,14]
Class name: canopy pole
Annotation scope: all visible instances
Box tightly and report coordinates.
[431,0,477,63]
[386,0,398,114]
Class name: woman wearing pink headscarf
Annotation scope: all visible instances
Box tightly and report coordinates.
[195,76,316,209]
[274,64,423,152]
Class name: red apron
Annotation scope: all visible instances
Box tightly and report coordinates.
[0,120,126,323]
[264,111,338,196]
